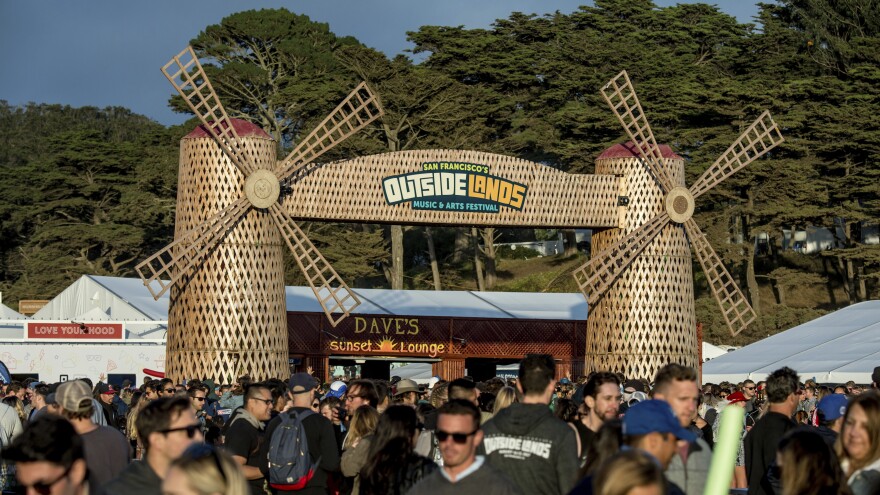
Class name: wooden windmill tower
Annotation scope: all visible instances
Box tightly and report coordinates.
[572,71,784,378]
[136,47,383,382]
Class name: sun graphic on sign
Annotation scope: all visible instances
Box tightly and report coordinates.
[376,338,397,352]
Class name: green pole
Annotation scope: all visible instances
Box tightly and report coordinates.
[704,406,745,495]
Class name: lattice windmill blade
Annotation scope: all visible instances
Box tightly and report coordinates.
[689,111,785,200]
[683,218,757,336]
[574,212,671,305]
[162,46,256,177]
[136,197,252,299]
[274,82,384,182]
[267,203,360,326]
[601,71,677,193]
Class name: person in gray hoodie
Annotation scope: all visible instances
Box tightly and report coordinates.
[478,354,578,495]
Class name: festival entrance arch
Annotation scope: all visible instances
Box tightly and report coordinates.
[137,47,782,383]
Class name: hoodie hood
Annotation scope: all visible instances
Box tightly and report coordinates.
[202,379,220,401]
[229,407,264,430]
[489,402,554,436]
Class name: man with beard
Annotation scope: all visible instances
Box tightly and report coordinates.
[577,372,622,461]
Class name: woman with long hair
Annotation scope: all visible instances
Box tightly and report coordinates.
[838,392,880,495]
[340,405,381,494]
[359,405,436,495]
[592,450,666,495]
[126,391,147,459]
[777,429,849,495]
[162,443,249,495]
[493,385,519,415]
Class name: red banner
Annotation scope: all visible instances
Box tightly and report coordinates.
[27,322,123,340]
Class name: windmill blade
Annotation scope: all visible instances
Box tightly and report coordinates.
[689,111,784,200]
[573,212,671,305]
[274,82,384,182]
[684,218,757,336]
[136,197,251,300]
[267,203,360,327]
[162,46,256,176]
[600,71,677,193]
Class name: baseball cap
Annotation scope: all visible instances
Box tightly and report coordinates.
[394,379,419,396]
[289,373,317,394]
[324,381,347,399]
[95,383,116,395]
[623,400,697,442]
[818,394,848,421]
[628,391,648,405]
[727,391,747,404]
[624,379,646,393]
[56,380,93,414]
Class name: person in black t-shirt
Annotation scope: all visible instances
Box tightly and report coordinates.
[744,367,799,495]
[225,383,274,495]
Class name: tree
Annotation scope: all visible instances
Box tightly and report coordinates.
[0,103,180,303]
[183,9,361,147]
[336,43,495,290]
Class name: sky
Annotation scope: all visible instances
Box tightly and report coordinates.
[0,1,762,127]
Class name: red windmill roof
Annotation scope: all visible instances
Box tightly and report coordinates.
[183,118,272,140]
[598,142,681,160]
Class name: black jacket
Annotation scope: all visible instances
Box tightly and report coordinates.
[101,459,162,495]
[98,400,123,432]
[478,402,579,495]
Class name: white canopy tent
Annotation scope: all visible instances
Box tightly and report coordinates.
[702,300,880,384]
[0,302,27,320]
[30,275,169,339]
[702,342,729,362]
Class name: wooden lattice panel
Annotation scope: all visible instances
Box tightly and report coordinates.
[166,128,288,383]
[283,149,622,228]
[585,149,697,380]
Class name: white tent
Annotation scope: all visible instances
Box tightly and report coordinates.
[31,275,169,339]
[285,286,588,320]
[0,302,27,320]
[702,342,729,362]
[702,300,880,384]
[0,302,28,339]
[33,275,168,321]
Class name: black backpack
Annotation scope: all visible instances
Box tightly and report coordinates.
[267,410,320,491]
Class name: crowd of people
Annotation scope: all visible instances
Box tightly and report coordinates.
[1,358,880,495]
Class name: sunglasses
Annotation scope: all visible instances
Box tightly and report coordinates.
[744,386,755,390]
[163,388,175,393]
[159,424,202,439]
[193,397,206,402]
[22,463,72,495]
[436,429,478,444]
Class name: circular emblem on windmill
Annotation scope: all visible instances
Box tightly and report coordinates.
[244,169,281,209]
[665,186,695,224]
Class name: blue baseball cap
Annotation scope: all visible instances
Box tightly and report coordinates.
[324,381,347,399]
[818,393,848,421]
[623,400,697,442]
